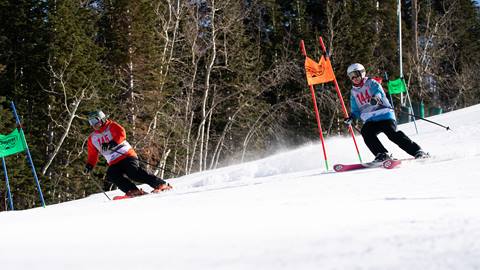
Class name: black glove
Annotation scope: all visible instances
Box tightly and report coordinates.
[370,96,382,106]
[101,140,118,152]
[83,164,93,175]
[344,115,354,126]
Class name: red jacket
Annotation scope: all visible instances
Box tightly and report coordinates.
[86,120,137,167]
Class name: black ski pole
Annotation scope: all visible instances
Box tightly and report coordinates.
[405,111,450,130]
[88,174,111,200]
[343,115,362,134]
[379,104,451,131]
[350,124,362,134]
[109,147,175,175]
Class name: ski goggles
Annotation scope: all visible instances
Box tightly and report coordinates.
[88,117,101,127]
[348,71,362,80]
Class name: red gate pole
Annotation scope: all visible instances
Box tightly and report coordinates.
[300,40,329,171]
[318,37,363,163]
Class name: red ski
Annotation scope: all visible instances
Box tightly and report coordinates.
[113,189,148,200]
[113,192,159,200]
[333,161,384,172]
[112,184,172,200]
[335,154,433,172]
[112,194,145,200]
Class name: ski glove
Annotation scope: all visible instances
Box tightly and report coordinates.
[370,95,382,106]
[83,164,93,175]
[101,141,118,152]
[343,115,354,127]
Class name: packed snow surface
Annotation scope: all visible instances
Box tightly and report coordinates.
[1,105,480,270]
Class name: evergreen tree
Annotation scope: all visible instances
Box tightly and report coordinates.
[0,0,51,209]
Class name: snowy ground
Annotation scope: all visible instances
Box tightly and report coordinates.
[1,105,480,270]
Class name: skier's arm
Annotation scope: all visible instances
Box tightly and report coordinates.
[370,80,386,101]
[109,122,127,144]
[350,94,360,119]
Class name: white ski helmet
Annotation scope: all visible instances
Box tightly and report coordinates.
[347,63,366,79]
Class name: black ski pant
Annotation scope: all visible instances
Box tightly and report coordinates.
[106,157,165,193]
[360,119,421,157]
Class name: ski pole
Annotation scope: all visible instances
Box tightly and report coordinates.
[344,121,362,134]
[88,174,111,200]
[379,104,451,131]
[345,121,362,134]
[108,147,176,175]
[403,111,450,130]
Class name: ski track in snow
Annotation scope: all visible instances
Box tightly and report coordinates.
[1,105,480,270]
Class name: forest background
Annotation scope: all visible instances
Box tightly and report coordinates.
[0,0,479,210]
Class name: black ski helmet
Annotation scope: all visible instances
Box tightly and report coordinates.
[88,110,107,126]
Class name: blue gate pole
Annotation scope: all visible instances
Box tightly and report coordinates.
[10,101,46,208]
[2,157,14,210]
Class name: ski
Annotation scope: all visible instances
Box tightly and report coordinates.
[112,195,138,200]
[382,159,402,169]
[333,161,384,172]
[382,156,433,169]
[112,185,172,200]
[335,154,433,172]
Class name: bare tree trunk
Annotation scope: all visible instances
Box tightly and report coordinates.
[41,89,85,175]
[198,0,217,172]
[411,0,425,98]
[155,0,182,94]
[182,3,202,174]
[41,58,93,175]
[125,8,137,133]
[204,85,216,170]
[186,111,194,174]
[415,1,455,101]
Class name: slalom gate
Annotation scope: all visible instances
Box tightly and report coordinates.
[300,36,363,170]
[1,101,46,210]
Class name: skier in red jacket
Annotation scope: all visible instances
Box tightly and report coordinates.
[84,110,171,197]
